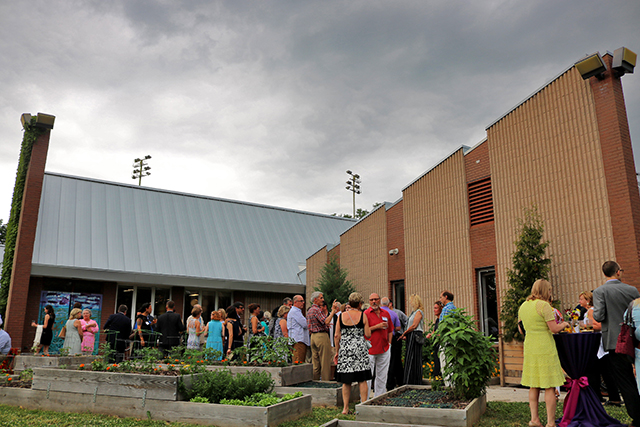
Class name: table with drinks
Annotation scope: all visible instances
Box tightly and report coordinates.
[553,326,624,427]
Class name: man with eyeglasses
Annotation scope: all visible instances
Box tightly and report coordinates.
[287,295,310,364]
[365,293,393,397]
[594,261,640,426]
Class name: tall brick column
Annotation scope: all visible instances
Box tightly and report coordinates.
[592,54,640,289]
[5,128,51,349]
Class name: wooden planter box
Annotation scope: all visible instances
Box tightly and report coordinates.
[356,385,487,427]
[203,362,313,386]
[275,381,360,407]
[0,386,312,427]
[500,339,523,386]
[14,354,97,374]
[32,367,199,401]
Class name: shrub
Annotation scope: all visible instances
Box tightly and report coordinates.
[433,308,497,400]
[180,369,274,404]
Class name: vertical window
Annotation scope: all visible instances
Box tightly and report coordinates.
[392,280,405,313]
[478,269,498,340]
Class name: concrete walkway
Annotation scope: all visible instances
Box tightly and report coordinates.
[486,385,566,403]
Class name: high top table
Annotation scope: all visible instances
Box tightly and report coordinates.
[553,332,624,427]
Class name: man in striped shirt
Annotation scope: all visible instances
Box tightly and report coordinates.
[307,291,339,380]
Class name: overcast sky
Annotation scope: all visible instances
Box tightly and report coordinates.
[1,1,639,223]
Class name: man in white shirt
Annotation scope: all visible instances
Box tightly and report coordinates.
[287,295,310,363]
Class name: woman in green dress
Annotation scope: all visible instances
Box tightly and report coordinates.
[518,279,570,427]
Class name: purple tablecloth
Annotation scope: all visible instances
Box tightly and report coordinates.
[553,332,624,427]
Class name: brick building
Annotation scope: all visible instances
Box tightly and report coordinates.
[306,50,640,339]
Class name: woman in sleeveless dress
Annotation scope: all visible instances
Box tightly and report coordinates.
[187,306,203,349]
[80,309,99,354]
[205,310,224,360]
[62,308,83,355]
[133,303,153,354]
[32,305,55,355]
[400,294,425,385]
[518,279,569,427]
[334,292,372,415]
[225,306,244,359]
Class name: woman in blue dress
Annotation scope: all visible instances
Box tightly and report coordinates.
[205,310,224,360]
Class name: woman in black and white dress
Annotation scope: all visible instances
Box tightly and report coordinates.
[334,292,372,414]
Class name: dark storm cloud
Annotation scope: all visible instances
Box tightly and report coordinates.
[0,0,639,220]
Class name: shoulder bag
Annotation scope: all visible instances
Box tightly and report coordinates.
[615,300,637,357]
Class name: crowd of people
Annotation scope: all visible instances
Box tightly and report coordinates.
[13,260,640,425]
[518,261,640,427]
[91,289,457,413]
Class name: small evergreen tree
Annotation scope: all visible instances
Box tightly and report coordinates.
[314,255,355,304]
[500,206,551,343]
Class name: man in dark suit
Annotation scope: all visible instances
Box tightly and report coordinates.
[155,300,185,355]
[103,304,132,363]
[593,260,640,426]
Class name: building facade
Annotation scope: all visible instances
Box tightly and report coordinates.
[307,51,640,339]
[5,162,354,351]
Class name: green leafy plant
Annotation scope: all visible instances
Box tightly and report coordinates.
[247,336,292,366]
[180,369,274,404]
[432,308,497,400]
[190,396,209,403]
[220,391,303,407]
[58,348,70,357]
[165,345,185,362]
[500,206,551,343]
[0,117,46,317]
[19,368,33,382]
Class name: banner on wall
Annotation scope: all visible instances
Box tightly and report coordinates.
[39,291,103,355]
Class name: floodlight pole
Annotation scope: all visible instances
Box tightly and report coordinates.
[132,155,152,186]
[346,170,361,218]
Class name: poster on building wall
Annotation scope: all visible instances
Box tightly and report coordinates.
[38,292,71,355]
[39,291,103,355]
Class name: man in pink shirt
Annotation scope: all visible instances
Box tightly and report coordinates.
[365,293,393,397]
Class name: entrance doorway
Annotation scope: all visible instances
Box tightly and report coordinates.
[477,269,498,340]
[391,280,405,313]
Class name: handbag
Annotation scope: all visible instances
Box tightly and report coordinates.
[413,330,425,345]
[615,300,637,357]
[59,326,66,338]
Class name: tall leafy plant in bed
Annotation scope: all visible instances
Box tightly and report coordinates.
[433,309,497,400]
[500,206,551,343]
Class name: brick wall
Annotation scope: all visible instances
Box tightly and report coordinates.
[386,201,405,300]
[591,54,640,289]
[5,129,51,349]
[465,141,498,315]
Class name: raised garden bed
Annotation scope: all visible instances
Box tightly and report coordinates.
[14,354,97,373]
[275,380,360,407]
[0,386,312,427]
[356,385,486,427]
[202,362,312,386]
[31,367,200,401]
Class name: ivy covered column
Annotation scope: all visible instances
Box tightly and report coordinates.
[2,114,54,350]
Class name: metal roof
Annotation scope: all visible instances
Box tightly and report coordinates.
[31,173,355,293]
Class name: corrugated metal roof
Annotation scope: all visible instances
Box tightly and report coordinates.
[31,173,355,292]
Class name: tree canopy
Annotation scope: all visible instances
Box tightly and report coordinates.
[500,206,551,343]
[314,255,355,304]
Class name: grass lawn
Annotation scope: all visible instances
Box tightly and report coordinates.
[0,401,632,426]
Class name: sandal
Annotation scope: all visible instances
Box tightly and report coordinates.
[529,422,542,427]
